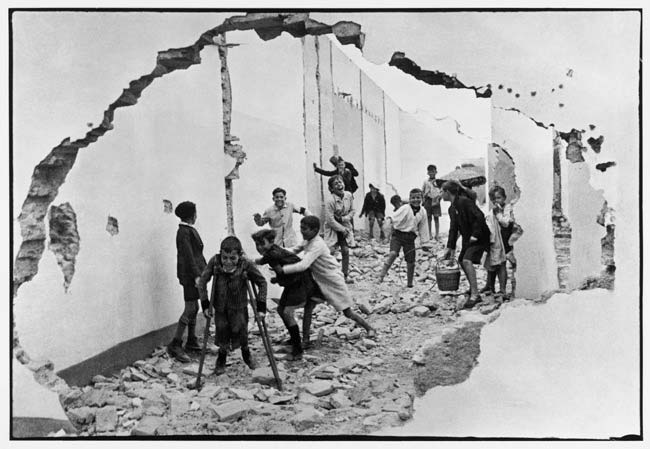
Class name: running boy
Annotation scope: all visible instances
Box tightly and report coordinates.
[378,188,431,288]
[167,201,208,363]
[441,180,491,308]
[252,229,314,359]
[253,187,310,248]
[273,216,376,347]
[422,164,443,240]
[198,236,267,375]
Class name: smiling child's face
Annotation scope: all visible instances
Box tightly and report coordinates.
[255,238,274,255]
[273,192,286,208]
[491,191,506,207]
[409,192,423,208]
[220,250,240,273]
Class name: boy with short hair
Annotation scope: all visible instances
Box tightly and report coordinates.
[252,229,314,359]
[273,216,376,347]
[254,187,310,248]
[198,236,267,375]
[378,189,431,287]
[324,175,355,283]
[359,183,386,240]
[422,164,443,240]
[441,180,491,308]
[167,201,208,363]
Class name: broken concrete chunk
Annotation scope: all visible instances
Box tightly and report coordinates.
[330,391,353,409]
[412,306,431,317]
[251,367,284,386]
[67,406,96,425]
[229,388,255,401]
[210,400,251,422]
[304,380,335,397]
[94,406,117,432]
[268,393,297,405]
[169,394,190,418]
[131,416,166,436]
[290,406,324,431]
[181,364,200,376]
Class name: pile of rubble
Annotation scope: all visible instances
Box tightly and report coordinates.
[57,233,503,436]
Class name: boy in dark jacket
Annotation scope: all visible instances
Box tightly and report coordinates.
[198,236,267,376]
[167,201,208,363]
[441,181,491,308]
[252,229,315,359]
[313,155,359,195]
[359,183,386,240]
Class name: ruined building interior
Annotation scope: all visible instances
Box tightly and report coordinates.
[10,11,638,438]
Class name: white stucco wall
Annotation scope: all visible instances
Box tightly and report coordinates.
[492,108,558,299]
[13,12,230,370]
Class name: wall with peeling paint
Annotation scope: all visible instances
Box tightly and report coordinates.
[492,108,558,299]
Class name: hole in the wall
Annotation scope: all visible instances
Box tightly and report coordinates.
[106,216,119,236]
[596,161,616,172]
[163,199,173,214]
[587,135,604,153]
[48,203,80,292]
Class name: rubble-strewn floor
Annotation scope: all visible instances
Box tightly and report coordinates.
[58,233,513,436]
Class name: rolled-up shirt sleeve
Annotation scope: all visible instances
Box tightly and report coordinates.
[282,245,323,275]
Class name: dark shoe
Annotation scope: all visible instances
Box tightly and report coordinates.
[213,351,227,375]
[464,295,482,309]
[242,348,257,370]
[167,339,191,363]
[479,285,494,294]
[184,337,201,352]
[288,325,303,359]
[302,339,313,350]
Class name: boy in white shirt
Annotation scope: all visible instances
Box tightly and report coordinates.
[378,188,431,287]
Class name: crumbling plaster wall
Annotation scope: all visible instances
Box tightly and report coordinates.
[13,13,228,370]
[491,108,558,299]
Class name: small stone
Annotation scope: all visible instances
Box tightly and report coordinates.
[251,367,284,386]
[196,385,221,399]
[95,406,117,432]
[170,394,190,418]
[229,388,255,401]
[182,364,200,376]
[131,416,165,436]
[304,380,334,397]
[361,338,377,349]
[297,392,319,405]
[131,397,143,408]
[166,373,180,383]
[290,406,324,431]
[268,393,296,405]
[67,406,96,424]
[210,400,252,422]
[190,401,201,411]
[91,374,109,384]
[412,306,431,317]
[348,328,362,340]
[330,391,353,408]
[371,357,383,366]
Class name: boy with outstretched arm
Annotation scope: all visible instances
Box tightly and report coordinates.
[167,201,208,363]
[253,187,310,248]
[252,229,314,359]
[272,216,376,348]
[198,236,267,376]
[378,188,432,287]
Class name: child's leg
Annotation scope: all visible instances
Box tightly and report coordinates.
[367,216,375,239]
[342,307,376,337]
[481,269,497,293]
[497,263,507,293]
[434,216,440,239]
[379,233,401,281]
[184,301,200,350]
[214,347,227,375]
[168,300,195,362]
[426,211,433,236]
[377,217,386,240]
[302,299,316,347]
[404,236,416,287]
[340,240,350,279]
[461,259,479,296]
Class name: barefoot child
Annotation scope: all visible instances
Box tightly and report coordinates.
[323,175,355,283]
[378,188,431,288]
[273,216,376,347]
[198,236,267,375]
[167,201,208,363]
[441,181,490,308]
[253,187,310,248]
[252,229,314,359]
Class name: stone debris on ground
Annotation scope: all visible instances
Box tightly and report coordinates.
[58,231,513,436]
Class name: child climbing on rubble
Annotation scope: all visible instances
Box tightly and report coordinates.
[167,201,208,363]
[272,215,376,348]
[323,175,356,283]
[253,187,310,248]
[198,236,267,376]
[481,185,523,300]
[378,188,432,288]
[251,229,314,359]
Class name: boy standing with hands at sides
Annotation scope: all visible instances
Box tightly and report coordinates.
[198,236,267,375]
[323,175,355,284]
[422,164,443,240]
[168,201,207,363]
[441,181,491,308]
[253,187,310,248]
[273,216,376,347]
[251,229,314,359]
[378,188,431,288]
[359,183,386,241]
